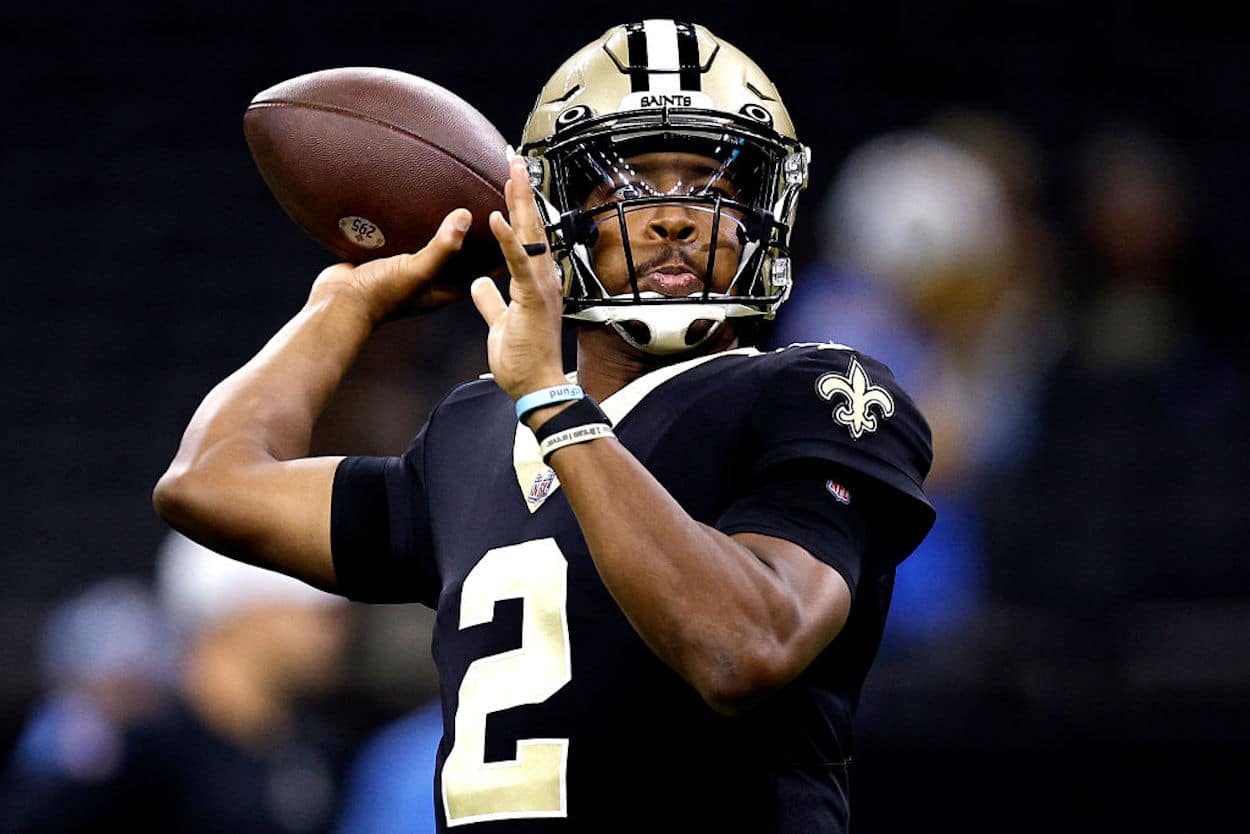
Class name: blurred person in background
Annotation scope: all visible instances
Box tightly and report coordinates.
[985,123,1250,608]
[5,532,355,834]
[334,698,441,834]
[979,126,1250,730]
[333,602,441,834]
[136,531,354,834]
[772,113,1063,649]
[0,578,173,832]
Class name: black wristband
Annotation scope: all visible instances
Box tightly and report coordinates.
[532,397,611,445]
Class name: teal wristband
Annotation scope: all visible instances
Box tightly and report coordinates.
[515,384,584,421]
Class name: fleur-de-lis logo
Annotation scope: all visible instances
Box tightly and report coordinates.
[815,357,896,440]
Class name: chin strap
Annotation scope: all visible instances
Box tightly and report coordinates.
[570,294,733,354]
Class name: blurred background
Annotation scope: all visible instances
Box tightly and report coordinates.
[3,1,1248,831]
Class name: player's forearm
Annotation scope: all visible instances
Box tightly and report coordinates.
[546,437,806,713]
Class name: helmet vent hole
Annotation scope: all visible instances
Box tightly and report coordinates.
[619,320,652,345]
[686,320,717,345]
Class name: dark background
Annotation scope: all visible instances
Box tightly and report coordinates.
[3,2,1248,831]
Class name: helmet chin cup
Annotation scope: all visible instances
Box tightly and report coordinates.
[574,296,729,354]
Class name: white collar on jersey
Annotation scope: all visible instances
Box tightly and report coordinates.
[511,347,761,512]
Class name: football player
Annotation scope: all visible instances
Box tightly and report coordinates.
[155,20,934,833]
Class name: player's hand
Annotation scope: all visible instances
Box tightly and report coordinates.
[471,156,567,401]
[308,208,473,324]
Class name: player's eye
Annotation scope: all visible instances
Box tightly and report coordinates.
[611,184,645,200]
[692,179,739,200]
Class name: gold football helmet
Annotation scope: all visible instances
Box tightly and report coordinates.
[519,20,810,353]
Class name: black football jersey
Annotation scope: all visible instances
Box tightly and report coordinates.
[332,343,934,833]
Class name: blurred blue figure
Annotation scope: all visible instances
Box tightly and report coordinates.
[1,577,174,830]
[3,533,355,834]
[335,701,442,834]
[773,121,1061,649]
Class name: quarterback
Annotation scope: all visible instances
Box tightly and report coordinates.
[155,20,934,832]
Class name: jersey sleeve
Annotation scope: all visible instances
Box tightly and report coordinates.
[716,460,871,597]
[330,424,439,607]
[749,345,937,562]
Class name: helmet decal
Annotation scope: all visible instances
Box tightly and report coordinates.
[619,91,715,111]
[623,20,703,92]
[739,103,774,127]
[555,105,595,131]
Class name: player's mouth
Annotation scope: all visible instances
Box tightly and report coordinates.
[638,263,705,297]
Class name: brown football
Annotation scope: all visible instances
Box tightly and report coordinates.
[243,67,509,283]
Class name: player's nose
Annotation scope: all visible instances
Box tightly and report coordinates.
[645,205,700,242]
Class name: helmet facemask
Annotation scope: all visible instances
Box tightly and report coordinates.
[527,111,807,354]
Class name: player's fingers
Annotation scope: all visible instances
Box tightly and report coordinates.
[421,208,473,262]
[490,212,560,308]
[489,209,529,275]
[492,206,556,271]
[470,276,507,327]
[386,209,471,279]
[504,156,545,240]
[491,211,558,301]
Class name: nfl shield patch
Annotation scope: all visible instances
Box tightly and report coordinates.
[825,479,851,505]
[528,468,558,504]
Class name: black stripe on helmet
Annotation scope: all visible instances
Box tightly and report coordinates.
[626,22,650,91]
[675,21,701,90]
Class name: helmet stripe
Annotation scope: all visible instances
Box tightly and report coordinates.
[675,21,701,90]
[625,22,650,92]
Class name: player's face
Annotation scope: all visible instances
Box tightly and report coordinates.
[581,152,747,297]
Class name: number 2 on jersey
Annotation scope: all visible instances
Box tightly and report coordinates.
[442,538,571,826]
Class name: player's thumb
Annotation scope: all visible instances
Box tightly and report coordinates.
[471,276,507,327]
[392,209,472,279]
